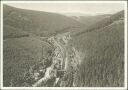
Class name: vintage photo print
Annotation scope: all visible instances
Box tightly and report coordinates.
[0,1,127,90]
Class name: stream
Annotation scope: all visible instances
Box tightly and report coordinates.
[32,32,82,87]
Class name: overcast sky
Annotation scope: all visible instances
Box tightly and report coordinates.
[5,2,124,15]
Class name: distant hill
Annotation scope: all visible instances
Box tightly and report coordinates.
[3,5,82,38]
[60,12,91,17]
[70,14,111,28]
[71,10,124,86]
[75,10,124,36]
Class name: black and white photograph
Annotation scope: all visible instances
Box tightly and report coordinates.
[0,1,127,89]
